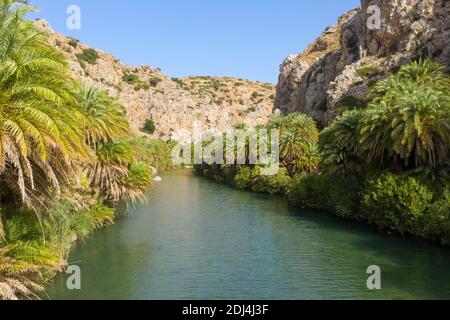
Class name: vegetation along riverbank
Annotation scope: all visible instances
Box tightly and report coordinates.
[195,59,450,246]
[1,0,449,301]
[0,1,174,300]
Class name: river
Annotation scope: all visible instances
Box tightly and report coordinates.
[45,170,450,300]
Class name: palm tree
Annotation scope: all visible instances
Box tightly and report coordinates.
[268,113,318,144]
[0,0,89,207]
[370,59,450,101]
[319,60,450,174]
[360,60,450,169]
[76,85,130,148]
[88,140,134,202]
[87,140,153,203]
[122,161,153,203]
[269,113,319,175]
[0,0,154,301]
[0,241,60,300]
[76,85,154,203]
[319,110,366,175]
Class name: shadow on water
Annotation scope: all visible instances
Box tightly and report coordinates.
[45,170,450,300]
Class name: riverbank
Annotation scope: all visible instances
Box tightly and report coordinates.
[194,163,450,246]
[191,60,450,247]
[0,138,174,300]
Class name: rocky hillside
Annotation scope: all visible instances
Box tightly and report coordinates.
[34,20,275,141]
[275,0,450,126]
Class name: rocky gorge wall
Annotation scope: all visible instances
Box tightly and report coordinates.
[35,0,450,138]
[35,20,275,142]
[274,0,450,125]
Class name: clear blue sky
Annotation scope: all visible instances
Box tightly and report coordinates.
[29,0,360,83]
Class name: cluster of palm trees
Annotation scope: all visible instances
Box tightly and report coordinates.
[0,0,153,208]
[320,59,450,176]
[197,59,449,208]
[194,112,321,180]
[268,113,320,175]
[0,0,153,299]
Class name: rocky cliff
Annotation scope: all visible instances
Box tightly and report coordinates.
[274,0,450,125]
[34,20,275,141]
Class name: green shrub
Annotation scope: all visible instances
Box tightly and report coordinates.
[44,200,79,248]
[234,167,253,190]
[251,168,293,195]
[404,165,450,198]
[356,66,380,79]
[91,204,115,228]
[68,37,79,48]
[212,81,223,90]
[289,174,362,218]
[251,92,262,100]
[141,119,156,134]
[71,210,96,240]
[171,77,184,86]
[423,191,450,245]
[221,165,238,186]
[122,73,153,90]
[122,73,140,84]
[149,76,162,87]
[361,173,433,234]
[134,82,150,91]
[76,48,99,65]
[3,209,42,243]
[203,168,213,179]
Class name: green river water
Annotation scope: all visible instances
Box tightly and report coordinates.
[45,170,450,300]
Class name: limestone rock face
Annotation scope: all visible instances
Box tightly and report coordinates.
[34,20,275,141]
[274,0,450,126]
